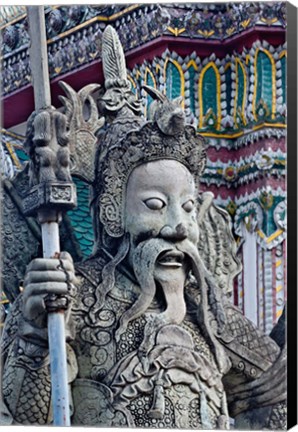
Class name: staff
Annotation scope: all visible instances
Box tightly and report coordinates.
[25,6,76,426]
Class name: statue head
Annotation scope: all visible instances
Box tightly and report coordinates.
[92,115,206,254]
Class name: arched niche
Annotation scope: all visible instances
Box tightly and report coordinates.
[279,52,286,105]
[253,48,276,120]
[198,62,221,130]
[164,58,184,102]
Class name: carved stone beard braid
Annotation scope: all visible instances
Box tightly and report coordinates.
[114,237,230,375]
[89,235,130,324]
[116,238,186,348]
[176,240,231,375]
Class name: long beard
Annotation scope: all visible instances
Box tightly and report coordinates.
[116,239,186,337]
[115,237,230,374]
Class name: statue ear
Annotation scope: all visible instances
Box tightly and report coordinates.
[173,96,184,106]
[148,100,158,120]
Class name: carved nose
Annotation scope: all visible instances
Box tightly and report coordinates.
[159,223,188,241]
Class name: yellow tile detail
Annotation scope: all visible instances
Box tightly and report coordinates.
[5,142,22,168]
[266,230,283,243]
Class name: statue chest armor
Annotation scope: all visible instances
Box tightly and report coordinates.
[70,271,229,428]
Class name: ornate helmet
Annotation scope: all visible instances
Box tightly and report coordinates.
[95,121,206,239]
[90,26,206,249]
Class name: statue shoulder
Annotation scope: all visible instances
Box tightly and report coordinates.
[220,303,280,376]
[221,306,286,427]
[75,253,108,287]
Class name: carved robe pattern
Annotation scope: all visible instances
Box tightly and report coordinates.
[1,253,285,429]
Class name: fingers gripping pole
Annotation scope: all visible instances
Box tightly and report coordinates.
[42,221,71,426]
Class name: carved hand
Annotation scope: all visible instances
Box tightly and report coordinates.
[20,251,76,342]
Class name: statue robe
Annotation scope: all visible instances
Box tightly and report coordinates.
[1,252,286,429]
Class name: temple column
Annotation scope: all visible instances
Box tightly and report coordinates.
[242,223,258,326]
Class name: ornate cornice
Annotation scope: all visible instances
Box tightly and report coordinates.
[1,3,286,96]
[202,148,285,188]
[205,126,286,149]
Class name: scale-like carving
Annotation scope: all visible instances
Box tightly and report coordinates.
[2,180,40,302]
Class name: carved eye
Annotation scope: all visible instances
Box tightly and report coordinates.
[182,200,194,213]
[144,198,165,210]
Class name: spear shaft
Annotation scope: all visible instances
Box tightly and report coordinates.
[26,6,71,426]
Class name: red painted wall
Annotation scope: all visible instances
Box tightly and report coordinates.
[3,27,285,129]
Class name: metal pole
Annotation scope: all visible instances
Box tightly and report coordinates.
[26,6,71,426]
[41,217,70,426]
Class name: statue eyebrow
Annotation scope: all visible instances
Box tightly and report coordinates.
[137,187,168,197]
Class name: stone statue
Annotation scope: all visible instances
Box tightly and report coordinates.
[1,26,286,429]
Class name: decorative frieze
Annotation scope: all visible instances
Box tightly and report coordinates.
[1,3,286,105]
[128,42,286,140]
[1,3,286,56]
[202,148,285,188]
[206,128,286,150]
[234,190,286,250]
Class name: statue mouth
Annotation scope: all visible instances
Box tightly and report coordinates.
[157,250,185,268]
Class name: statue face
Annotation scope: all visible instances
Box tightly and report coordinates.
[124,159,199,267]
